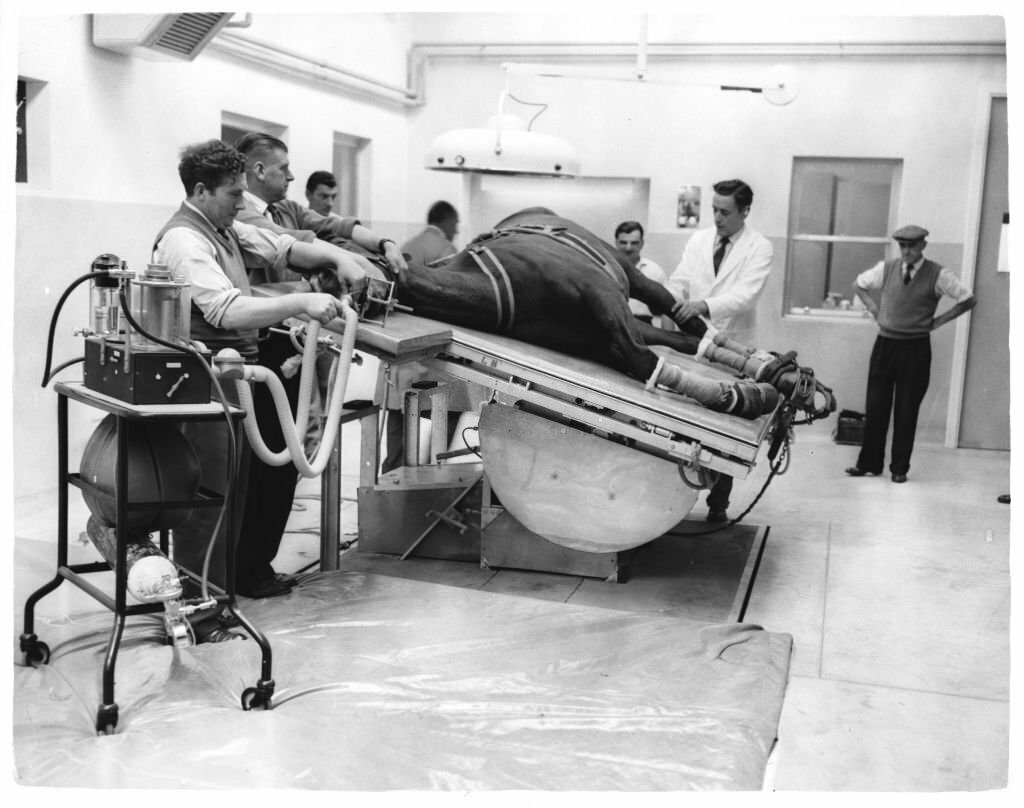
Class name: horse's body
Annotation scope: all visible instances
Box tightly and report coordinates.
[345,208,832,421]
[395,209,703,385]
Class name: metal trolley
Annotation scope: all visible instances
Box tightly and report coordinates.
[18,381,275,734]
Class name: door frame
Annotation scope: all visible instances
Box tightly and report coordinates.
[945,84,1007,448]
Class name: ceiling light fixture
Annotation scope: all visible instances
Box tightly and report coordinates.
[425,16,799,178]
[426,69,581,177]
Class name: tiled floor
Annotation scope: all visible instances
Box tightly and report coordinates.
[12,419,1012,791]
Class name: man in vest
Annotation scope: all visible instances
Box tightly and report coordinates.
[846,225,976,483]
[153,139,368,613]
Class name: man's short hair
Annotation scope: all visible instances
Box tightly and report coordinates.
[306,170,337,193]
[427,200,458,225]
[234,132,289,165]
[713,179,754,211]
[178,139,246,196]
[614,220,645,239]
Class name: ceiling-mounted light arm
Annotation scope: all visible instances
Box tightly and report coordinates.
[635,14,649,81]
[494,77,510,157]
[495,64,555,155]
[500,60,799,105]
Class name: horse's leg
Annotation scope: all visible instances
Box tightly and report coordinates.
[580,285,778,419]
[634,318,790,387]
[633,319,701,354]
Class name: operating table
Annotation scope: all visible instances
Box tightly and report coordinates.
[254,282,779,579]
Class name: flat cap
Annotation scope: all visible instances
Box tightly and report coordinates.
[892,225,929,242]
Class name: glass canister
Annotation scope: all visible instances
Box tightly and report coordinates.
[129,264,191,350]
[89,254,125,337]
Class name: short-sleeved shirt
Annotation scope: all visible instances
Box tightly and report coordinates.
[153,202,297,329]
[855,258,972,303]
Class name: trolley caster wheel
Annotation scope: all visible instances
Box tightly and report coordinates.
[96,704,119,735]
[241,681,275,712]
[20,635,51,667]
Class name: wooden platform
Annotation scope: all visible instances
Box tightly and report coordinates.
[346,516,769,625]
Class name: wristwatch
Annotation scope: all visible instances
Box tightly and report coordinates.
[378,238,395,253]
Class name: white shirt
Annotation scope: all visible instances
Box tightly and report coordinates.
[243,189,273,219]
[628,256,668,319]
[153,201,297,328]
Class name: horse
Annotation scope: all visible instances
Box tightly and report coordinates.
[336,208,834,422]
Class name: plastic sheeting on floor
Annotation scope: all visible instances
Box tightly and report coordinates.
[13,571,792,790]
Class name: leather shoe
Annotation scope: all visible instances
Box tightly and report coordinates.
[706,509,729,523]
[274,572,298,587]
[845,467,875,477]
[191,615,246,644]
[891,473,908,483]
[237,575,292,599]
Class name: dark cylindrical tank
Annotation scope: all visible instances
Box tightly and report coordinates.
[79,414,202,532]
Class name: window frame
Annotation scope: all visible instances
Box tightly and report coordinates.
[784,156,903,320]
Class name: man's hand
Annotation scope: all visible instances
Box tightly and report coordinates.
[301,293,340,325]
[330,249,371,297]
[671,299,709,327]
[381,241,408,276]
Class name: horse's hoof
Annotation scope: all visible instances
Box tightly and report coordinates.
[729,382,779,419]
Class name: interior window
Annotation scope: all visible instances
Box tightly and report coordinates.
[333,132,370,219]
[785,157,902,317]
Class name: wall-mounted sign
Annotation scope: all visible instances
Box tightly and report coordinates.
[677,185,701,229]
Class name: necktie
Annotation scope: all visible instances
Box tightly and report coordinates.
[713,236,730,275]
[903,264,913,285]
[266,204,283,226]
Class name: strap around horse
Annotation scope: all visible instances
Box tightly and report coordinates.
[467,246,516,332]
[485,224,625,292]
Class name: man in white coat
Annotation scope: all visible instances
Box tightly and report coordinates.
[665,178,773,521]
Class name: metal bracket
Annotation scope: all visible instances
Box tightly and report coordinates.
[400,473,483,560]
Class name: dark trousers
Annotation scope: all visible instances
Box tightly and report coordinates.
[236,331,302,585]
[857,335,931,476]
[707,474,733,512]
[173,400,250,592]
[172,331,300,590]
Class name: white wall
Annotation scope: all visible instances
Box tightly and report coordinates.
[13,12,418,499]
[17,13,413,223]
[401,15,1006,446]
[10,11,1008,499]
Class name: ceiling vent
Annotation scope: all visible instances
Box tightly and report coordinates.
[92,13,234,61]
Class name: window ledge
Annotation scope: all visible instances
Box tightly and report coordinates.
[785,307,875,323]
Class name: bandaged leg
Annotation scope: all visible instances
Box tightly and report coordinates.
[646,357,779,418]
[699,338,778,379]
[694,329,811,394]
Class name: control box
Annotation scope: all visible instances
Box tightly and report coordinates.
[83,338,211,405]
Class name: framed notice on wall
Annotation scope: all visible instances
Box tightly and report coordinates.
[998,212,1008,273]
[677,186,701,228]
